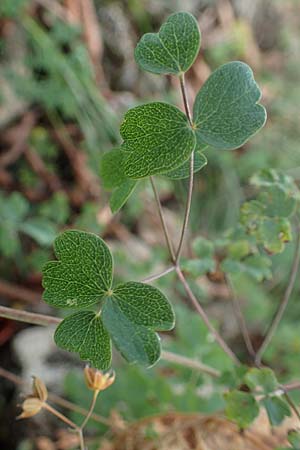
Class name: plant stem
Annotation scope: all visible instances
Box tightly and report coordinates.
[283,391,300,423]
[179,73,192,125]
[161,350,220,377]
[80,390,99,430]
[175,151,194,264]
[142,266,175,283]
[0,366,117,428]
[255,226,300,365]
[0,305,60,326]
[150,176,176,263]
[43,402,79,430]
[176,73,194,264]
[226,275,255,359]
[0,306,218,376]
[175,266,240,365]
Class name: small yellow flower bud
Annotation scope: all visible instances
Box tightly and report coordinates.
[17,397,43,419]
[84,367,115,392]
[32,376,48,402]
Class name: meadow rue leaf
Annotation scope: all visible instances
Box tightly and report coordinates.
[121,102,196,178]
[99,148,127,190]
[193,61,266,149]
[164,151,207,180]
[42,230,113,308]
[244,368,278,394]
[20,217,57,246]
[110,179,138,213]
[102,296,161,367]
[135,11,201,75]
[102,282,175,366]
[54,310,112,370]
[224,390,259,429]
[261,396,291,427]
[221,254,272,282]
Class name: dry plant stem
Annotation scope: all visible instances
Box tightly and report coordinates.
[0,306,217,376]
[0,366,115,428]
[226,275,255,359]
[80,390,99,430]
[255,226,300,365]
[43,402,78,430]
[175,267,240,365]
[150,176,176,263]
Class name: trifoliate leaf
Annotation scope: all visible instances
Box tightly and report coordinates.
[244,368,278,394]
[54,310,111,370]
[121,102,196,178]
[99,148,127,190]
[193,62,266,149]
[164,151,207,180]
[42,230,113,308]
[224,390,259,429]
[110,179,138,213]
[259,186,296,218]
[135,12,201,75]
[261,396,291,427]
[102,282,175,366]
[103,296,161,367]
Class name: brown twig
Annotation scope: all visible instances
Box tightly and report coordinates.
[0,279,41,304]
[0,112,36,168]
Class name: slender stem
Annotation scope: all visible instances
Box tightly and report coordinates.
[161,350,220,377]
[43,402,78,430]
[179,73,192,125]
[80,390,99,430]
[142,266,175,283]
[226,275,255,359]
[175,151,194,264]
[0,307,216,376]
[176,266,240,365]
[255,226,300,365]
[44,402,85,449]
[0,305,60,326]
[175,73,194,264]
[150,176,176,263]
[283,391,300,423]
[0,366,117,428]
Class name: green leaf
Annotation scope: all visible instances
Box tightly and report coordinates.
[181,258,216,277]
[102,282,175,366]
[261,396,291,427]
[221,254,272,282]
[135,12,201,75]
[288,430,300,449]
[193,62,266,150]
[244,368,278,394]
[100,148,127,190]
[164,151,207,180]
[258,217,292,254]
[113,282,175,330]
[224,390,259,429]
[54,310,111,370]
[192,236,214,258]
[42,230,113,308]
[110,180,138,213]
[121,102,196,178]
[20,217,57,246]
[103,296,161,367]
